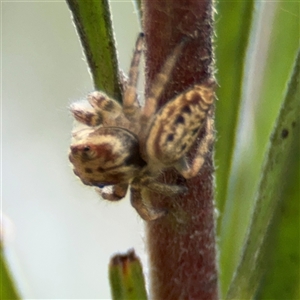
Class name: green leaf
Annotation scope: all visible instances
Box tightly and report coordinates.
[109,250,148,300]
[214,1,255,223]
[217,2,299,296]
[0,244,21,300]
[66,0,122,101]
[214,1,255,295]
[226,49,300,299]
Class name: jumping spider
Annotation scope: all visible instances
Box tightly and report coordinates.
[69,33,215,221]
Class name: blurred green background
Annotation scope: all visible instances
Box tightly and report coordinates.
[215,1,299,295]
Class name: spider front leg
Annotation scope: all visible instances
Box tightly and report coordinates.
[122,33,144,121]
[130,184,167,221]
[96,183,128,201]
[141,177,188,195]
[141,37,188,127]
[70,91,123,127]
[130,174,187,221]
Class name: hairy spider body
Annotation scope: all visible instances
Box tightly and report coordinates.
[69,33,215,221]
[70,127,145,186]
[146,84,214,168]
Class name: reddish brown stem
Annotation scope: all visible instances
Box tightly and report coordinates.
[143,1,218,299]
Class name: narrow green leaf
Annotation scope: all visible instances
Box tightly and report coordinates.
[214,2,255,295]
[214,1,255,224]
[217,2,299,296]
[0,244,21,300]
[257,123,300,299]
[226,49,300,299]
[66,0,122,101]
[109,250,148,300]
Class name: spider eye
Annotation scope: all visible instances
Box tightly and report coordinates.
[96,183,106,189]
[83,146,90,152]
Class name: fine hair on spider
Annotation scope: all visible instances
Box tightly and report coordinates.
[69,33,215,221]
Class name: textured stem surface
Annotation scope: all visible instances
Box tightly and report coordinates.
[143,1,218,299]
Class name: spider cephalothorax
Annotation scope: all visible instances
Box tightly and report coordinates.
[69,33,215,221]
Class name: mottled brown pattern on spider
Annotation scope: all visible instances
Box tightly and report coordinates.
[97,183,129,201]
[146,83,214,165]
[71,108,103,127]
[69,33,215,221]
[88,92,122,113]
[69,127,145,186]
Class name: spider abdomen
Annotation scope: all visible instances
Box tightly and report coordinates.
[146,83,214,166]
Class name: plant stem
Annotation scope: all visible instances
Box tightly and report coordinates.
[66,0,121,100]
[143,1,218,299]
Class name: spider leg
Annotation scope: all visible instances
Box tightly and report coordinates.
[118,70,128,94]
[88,91,123,123]
[122,33,144,121]
[95,183,128,201]
[135,168,188,194]
[141,177,188,195]
[130,185,166,221]
[130,173,187,221]
[176,112,214,179]
[70,91,123,127]
[141,38,188,127]
[70,102,103,127]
